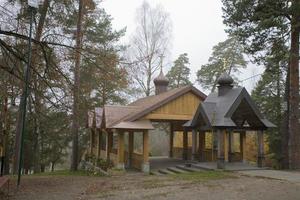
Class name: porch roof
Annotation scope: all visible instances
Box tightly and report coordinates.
[184,73,276,130]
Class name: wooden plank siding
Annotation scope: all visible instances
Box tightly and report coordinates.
[143,92,202,120]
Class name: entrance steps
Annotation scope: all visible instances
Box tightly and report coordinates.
[150,163,205,176]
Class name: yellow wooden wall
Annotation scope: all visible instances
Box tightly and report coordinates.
[144,92,201,120]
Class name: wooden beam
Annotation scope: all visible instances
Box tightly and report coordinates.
[169,123,174,158]
[257,130,265,167]
[183,130,188,160]
[224,131,229,162]
[142,130,150,173]
[240,131,246,163]
[90,128,94,155]
[106,132,111,161]
[228,131,234,162]
[192,129,197,160]
[117,130,125,170]
[128,131,134,168]
[97,129,102,159]
[198,131,205,162]
[144,113,193,121]
[217,129,225,169]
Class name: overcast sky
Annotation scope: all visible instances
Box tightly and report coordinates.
[102,0,264,94]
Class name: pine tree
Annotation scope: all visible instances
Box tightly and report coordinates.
[222,0,300,169]
[166,53,191,89]
[196,36,246,92]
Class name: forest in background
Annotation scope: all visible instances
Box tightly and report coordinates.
[0,0,299,174]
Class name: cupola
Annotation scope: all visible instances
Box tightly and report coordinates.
[154,69,169,95]
[217,73,234,96]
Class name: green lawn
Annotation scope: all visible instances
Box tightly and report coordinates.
[30,169,103,177]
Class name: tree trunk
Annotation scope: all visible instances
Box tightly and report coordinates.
[32,0,50,174]
[51,162,55,172]
[13,0,49,174]
[288,10,300,169]
[2,96,10,175]
[71,0,84,171]
[281,72,289,168]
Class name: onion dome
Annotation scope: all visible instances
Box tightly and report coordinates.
[154,70,169,85]
[217,73,234,86]
[154,69,169,95]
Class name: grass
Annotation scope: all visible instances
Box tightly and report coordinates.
[170,171,235,182]
[29,169,104,177]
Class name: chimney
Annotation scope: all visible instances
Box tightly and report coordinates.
[217,73,234,96]
[154,69,169,95]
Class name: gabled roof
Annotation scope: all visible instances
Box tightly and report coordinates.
[104,105,140,128]
[126,85,206,121]
[100,85,206,129]
[185,87,275,130]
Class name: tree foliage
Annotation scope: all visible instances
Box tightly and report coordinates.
[222,0,300,168]
[196,36,247,92]
[127,1,172,96]
[252,41,288,167]
[166,53,191,89]
[0,0,127,173]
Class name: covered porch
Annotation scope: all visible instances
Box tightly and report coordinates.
[183,73,276,169]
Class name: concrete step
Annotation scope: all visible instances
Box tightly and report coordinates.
[150,171,164,176]
[167,167,186,174]
[158,169,176,175]
[176,165,201,172]
[190,163,213,171]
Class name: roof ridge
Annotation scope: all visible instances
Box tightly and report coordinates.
[125,85,206,121]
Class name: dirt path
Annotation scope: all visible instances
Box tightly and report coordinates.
[239,170,300,184]
[9,172,300,200]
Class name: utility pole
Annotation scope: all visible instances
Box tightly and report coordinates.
[17,0,38,187]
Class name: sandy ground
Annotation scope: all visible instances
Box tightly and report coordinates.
[8,172,300,200]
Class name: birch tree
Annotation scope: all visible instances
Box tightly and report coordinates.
[128,1,172,96]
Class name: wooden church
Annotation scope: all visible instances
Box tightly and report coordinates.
[87,71,274,172]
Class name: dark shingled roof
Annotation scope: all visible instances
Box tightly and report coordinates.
[184,85,276,130]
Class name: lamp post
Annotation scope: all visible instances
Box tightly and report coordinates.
[17,0,38,187]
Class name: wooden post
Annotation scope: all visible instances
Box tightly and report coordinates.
[228,131,234,162]
[198,131,205,162]
[224,131,229,162]
[169,123,174,158]
[106,132,111,161]
[240,131,246,163]
[257,130,265,167]
[97,129,102,159]
[192,129,198,160]
[142,130,150,173]
[128,131,134,168]
[117,130,125,170]
[217,129,225,169]
[182,130,188,160]
[90,128,94,155]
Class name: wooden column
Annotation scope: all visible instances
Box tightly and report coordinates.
[224,131,229,162]
[106,131,111,161]
[198,131,206,162]
[97,129,102,159]
[90,128,95,155]
[169,123,174,158]
[257,130,265,167]
[128,131,134,168]
[228,131,234,162]
[142,130,150,173]
[192,129,198,160]
[240,131,246,163]
[182,130,188,160]
[117,130,125,170]
[217,129,225,169]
